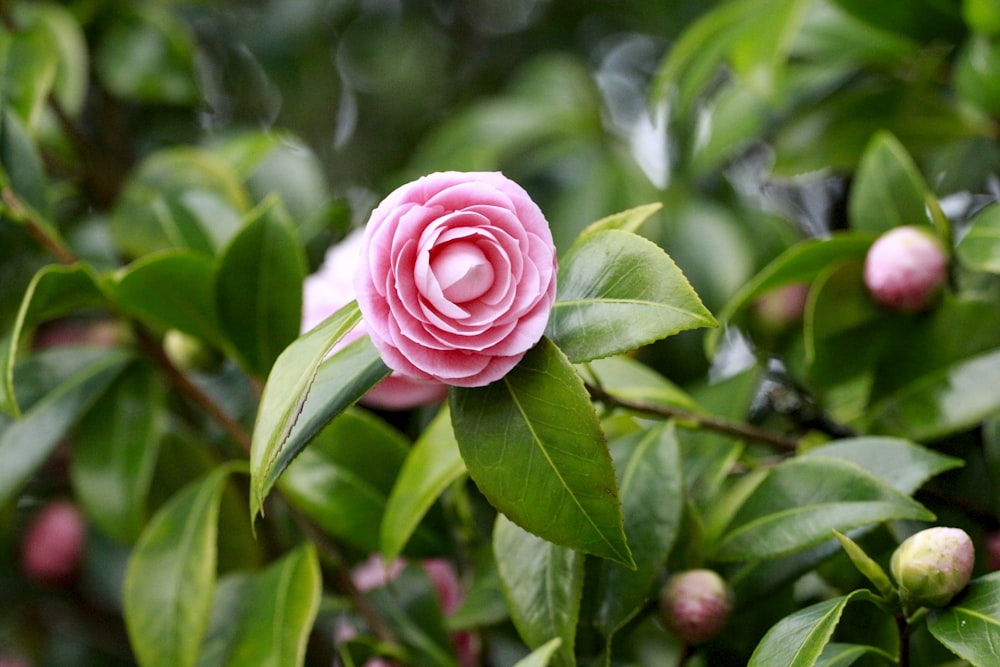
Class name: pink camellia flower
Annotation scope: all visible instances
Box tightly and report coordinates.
[354,171,557,387]
[20,499,86,587]
[863,226,947,313]
[303,230,447,410]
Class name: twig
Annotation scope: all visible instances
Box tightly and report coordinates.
[585,382,801,451]
[2,189,77,266]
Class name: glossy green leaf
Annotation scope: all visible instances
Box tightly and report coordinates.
[280,409,434,554]
[748,589,889,667]
[110,147,249,258]
[381,405,467,563]
[706,234,872,355]
[215,196,306,376]
[801,437,961,495]
[249,303,387,518]
[513,638,563,667]
[0,349,130,508]
[578,203,662,239]
[547,229,716,364]
[451,337,633,567]
[14,2,89,115]
[71,362,166,543]
[494,515,584,667]
[848,131,937,235]
[595,423,682,636]
[199,545,321,667]
[110,251,221,344]
[927,572,1000,667]
[712,457,934,561]
[124,464,238,667]
[815,643,893,667]
[1,262,107,416]
[956,203,1000,273]
[833,531,896,601]
[578,355,700,412]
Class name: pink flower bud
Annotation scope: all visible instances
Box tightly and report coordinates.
[890,527,974,608]
[863,226,947,312]
[659,569,733,644]
[21,500,86,587]
[753,282,809,332]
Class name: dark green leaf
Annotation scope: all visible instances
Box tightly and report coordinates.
[927,572,1000,667]
[956,203,1000,273]
[547,229,716,364]
[712,457,934,561]
[494,515,584,667]
[249,303,387,518]
[451,338,633,567]
[748,590,891,667]
[595,423,683,636]
[123,464,239,667]
[381,405,467,563]
[0,108,49,217]
[0,349,130,508]
[71,362,165,543]
[110,251,221,345]
[199,545,321,667]
[1,262,107,416]
[215,196,306,376]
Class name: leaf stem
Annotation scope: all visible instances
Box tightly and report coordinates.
[2,188,77,266]
[897,613,910,667]
[584,382,800,451]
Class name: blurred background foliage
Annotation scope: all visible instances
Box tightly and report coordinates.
[2,0,1000,664]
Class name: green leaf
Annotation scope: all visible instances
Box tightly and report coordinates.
[848,131,938,235]
[71,362,166,543]
[1,262,107,416]
[198,545,321,667]
[956,203,1000,273]
[381,405,467,563]
[595,423,683,636]
[110,251,221,344]
[280,409,435,554]
[14,2,89,115]
[124,464,238,667]
[832,531,896,601]
[712,457,934,561]
[4,22,58,132]
[249,302,387,518]
[512,638,564,667]
[0,105,50,217]
[800,437,962,495]
[578,203,662,239]
[215,196,306,376]
[928,572,1000,667]
[815,643,894,667]
[494,515,584,667]
[748,589,890,667]
[0,349,130,508]
[547,229,716,364]
[706,234,873,356]
[578,355,700,412]
[451,337,633,567]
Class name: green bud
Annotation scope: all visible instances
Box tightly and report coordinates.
[890,527,974,608]
[659,569,733,644]
[163,329,222,372]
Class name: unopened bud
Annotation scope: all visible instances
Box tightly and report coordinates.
[863,226,947,313]
[890,527,974,608]
[21,500,86,587]
[659,569,733,644]
[163,329,222,372]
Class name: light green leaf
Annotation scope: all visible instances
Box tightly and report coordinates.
[547,229,715,364]
[4,22,58,132]
[712,457,934,561]
[451,337,633,567]
[815,643,895,667]
[578,203,662,239]
[833,531,896,601]
[749,590,890,667]
[71,362,166,543]
[494,515,584,667]
[14,2,89,115]
[956,203,1000,273]
[928,572,1000,667]
[215,196,306,376]
[381,405,467,563]
[579,355,700,412]
[0,349,130,508]
[124,464,239,667]
[199,545,321,667]
[1,262,107,416]
[848,131,938,235]
[110,251,221,345]
[512,638,564,667]
[595,423,683,637]
[249,303,388,518]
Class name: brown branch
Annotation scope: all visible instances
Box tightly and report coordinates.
[2,189,77,266]
[585,382,801,451]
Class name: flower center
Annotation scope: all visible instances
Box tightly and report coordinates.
[431,241,495,302]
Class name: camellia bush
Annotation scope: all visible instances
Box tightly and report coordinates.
[3,0,1000,666]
